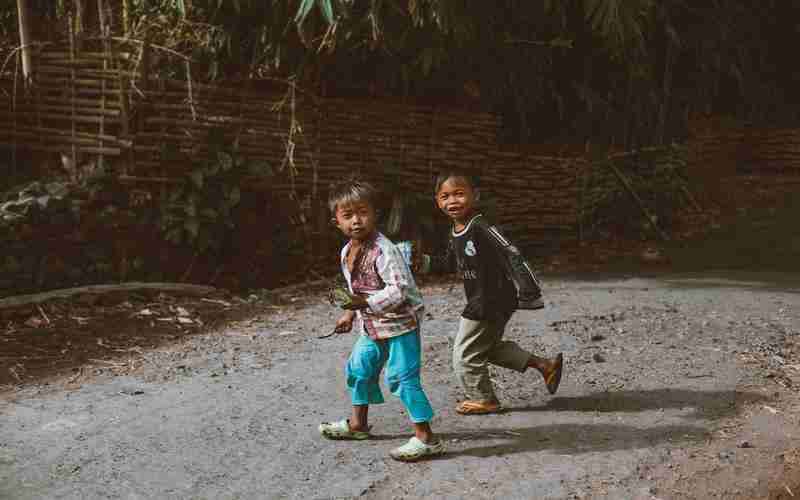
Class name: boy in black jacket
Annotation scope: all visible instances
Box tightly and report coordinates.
[418,170,564,415]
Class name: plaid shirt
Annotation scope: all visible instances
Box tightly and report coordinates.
[340,232,424,340]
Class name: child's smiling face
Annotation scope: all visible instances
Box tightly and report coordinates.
[435,177,477,224]
[334,200,377,241]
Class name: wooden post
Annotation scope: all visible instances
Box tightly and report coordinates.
[122,0,131,35]
[11,47,19,175]
[69,15,77,178]
[97,0,109,172]
[428,107,436,179]
[139,38,150,131]
[311,105,321,267]
[16,0,34,85]
[138,38,151,178]
[111,43,133,175]
[577,159,585,243]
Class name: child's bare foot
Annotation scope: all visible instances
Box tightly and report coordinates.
[348,421,370,433]
[413,422,435,443]
[455,399,502,415]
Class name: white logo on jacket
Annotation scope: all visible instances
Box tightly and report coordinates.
[464,240,476,256]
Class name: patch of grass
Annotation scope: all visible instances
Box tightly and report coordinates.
[664,190,800,272]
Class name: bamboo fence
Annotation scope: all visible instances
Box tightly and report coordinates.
[2,38,796,285]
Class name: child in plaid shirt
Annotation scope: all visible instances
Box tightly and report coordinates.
[318,178,444,462]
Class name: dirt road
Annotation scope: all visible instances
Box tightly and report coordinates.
[1,272,799,499]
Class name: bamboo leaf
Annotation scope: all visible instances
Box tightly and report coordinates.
[190,170,204,189]
[205,162,220,176]
[248,160,273,176]
[295,0,315,23]
[229,186,241,206]
[320,0,334,24]
[166,228,183,245]
[218,152,234,171]
[550,37,574,49]
[184,219,199,239]
[184,202,197,217]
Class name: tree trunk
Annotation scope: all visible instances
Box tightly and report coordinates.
[16,0,34,84]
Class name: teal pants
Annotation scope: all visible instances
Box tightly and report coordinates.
[346,330,435,424]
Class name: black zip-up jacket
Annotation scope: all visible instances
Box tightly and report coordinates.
[423,214,543,320]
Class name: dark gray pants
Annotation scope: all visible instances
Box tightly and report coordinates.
[453,314,530,401]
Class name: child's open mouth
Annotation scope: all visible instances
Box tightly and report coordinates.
[446,206,463,216]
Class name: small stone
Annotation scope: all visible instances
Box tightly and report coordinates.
[591,334,605,342]
[592,353,606,363]
[119,388,144,396]
[718,450,734,462]
[738,441,753,449]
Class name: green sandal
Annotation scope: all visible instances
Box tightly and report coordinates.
[318,419,371,440]
[389,437,445,462]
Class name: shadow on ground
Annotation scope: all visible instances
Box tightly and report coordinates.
[439,422,709,458]
[372,389,767,459]
[508,388,768,420]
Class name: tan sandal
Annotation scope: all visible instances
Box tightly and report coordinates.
[455,399,502,415]
[543,353,564,395]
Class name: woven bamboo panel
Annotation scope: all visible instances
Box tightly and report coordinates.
[7,39,775,272]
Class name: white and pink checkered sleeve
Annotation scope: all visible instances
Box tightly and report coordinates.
[365,245,408,314]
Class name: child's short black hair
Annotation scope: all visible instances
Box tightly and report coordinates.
[434,169,478,195]
[328,176,379,214]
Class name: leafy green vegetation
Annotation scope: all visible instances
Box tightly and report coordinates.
[14,1,799,148]
[157,129,274,253]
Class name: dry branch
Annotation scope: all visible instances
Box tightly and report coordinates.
[0,283,217,310]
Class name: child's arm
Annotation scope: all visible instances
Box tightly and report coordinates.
[478,221,544,309]
[360,246,412,314]
[416,239,455,275]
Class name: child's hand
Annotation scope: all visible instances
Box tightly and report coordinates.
[410,249,423,273]
[333,311,355,334]
[411,252,430,275]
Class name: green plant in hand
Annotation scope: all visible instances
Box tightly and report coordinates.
[329,286,353,307]
[328,286,368,310]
